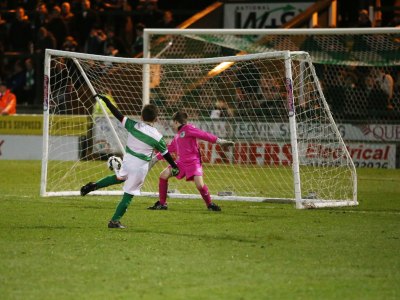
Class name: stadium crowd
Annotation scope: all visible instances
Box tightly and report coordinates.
[0,0,399,118]
[0,0,178,109]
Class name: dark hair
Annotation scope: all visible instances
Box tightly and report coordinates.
[172,111,188,124]
[141,104,158,122]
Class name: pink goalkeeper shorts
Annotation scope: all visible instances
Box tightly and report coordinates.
[171,161,203,181]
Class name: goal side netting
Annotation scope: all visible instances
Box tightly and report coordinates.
[41,49,357,209]
[144,28,400,123]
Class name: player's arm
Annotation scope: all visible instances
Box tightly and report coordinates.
[149,139,178,171]
[155,139,177,160]
[154,138,179,176]
[187,126,235,147]
[95,94,124,122]
[155,151,179,176]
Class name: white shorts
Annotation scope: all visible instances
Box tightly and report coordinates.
[117,154,149,196]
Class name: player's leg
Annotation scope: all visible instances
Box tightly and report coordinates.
[148,167,172,210]
[81,162,127,196]
[108,156,147,228]
[80,174,125,196]
[108,192,133,229]
[194,176,221,211]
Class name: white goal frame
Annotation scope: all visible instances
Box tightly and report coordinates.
[41,48,358,209]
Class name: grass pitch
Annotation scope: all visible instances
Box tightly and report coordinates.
[0,161,399,300]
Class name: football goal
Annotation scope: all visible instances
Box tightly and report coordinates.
[41,49,357,209]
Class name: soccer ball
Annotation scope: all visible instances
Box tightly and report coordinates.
[107,156,122,171]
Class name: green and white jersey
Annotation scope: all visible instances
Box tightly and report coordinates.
[123,117,168,161]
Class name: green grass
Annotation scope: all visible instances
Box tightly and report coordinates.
[0,161,399,299]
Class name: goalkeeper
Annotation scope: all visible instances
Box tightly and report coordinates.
[148,110,234,211]
[80,94,179,229]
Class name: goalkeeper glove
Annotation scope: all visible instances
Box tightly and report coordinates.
[148,156,159,171]
[171,167,180,176]
[216,138,235,147]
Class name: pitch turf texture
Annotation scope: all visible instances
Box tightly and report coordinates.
[0,161,399,300]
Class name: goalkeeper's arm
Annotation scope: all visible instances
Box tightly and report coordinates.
[216,138,235,147]
[96,94,124,122]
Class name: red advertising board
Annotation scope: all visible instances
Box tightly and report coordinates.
[198,141,396,169]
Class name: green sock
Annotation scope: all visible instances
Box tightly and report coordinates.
[96,175,123,189]
[111,193,133,221]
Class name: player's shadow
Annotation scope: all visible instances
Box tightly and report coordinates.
[134,228,267,244]
[14,225,82,229]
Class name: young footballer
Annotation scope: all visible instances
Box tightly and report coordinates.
[148,111,234,211]
[80,95,179,228]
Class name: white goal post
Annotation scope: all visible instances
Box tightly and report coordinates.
[41,48,357,209]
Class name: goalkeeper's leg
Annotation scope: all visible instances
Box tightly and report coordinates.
[194,176,221,211]
[194,176,211,206]
[148,167,172,210]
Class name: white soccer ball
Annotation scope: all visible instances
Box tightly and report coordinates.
[107,156,122,171]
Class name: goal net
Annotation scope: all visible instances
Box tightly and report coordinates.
[41,49,357,208]
[144,28,400,123]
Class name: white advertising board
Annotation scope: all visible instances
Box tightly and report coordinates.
[189,121,400,143]
[224,2,313,28]
[0,135,79,160]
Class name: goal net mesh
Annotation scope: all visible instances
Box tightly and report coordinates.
[147,30,400,123]
[42,50,356,205]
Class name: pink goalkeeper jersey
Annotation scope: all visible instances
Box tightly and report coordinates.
[157,123,218,164]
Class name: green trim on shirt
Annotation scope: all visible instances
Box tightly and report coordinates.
[125,146,151,161]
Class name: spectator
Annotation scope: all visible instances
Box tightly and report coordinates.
[35,27,57,54]
[103,0,124,10]
[84,27,107,54]
[104,27,127,56]
[8,7,33,52]
[136,0,163,28]
[210,99,233,119]
[156,10,176,28]
[234,85,252,117]
[22,58,36,105]
[102,0,125,36]
[374,68,395,110]
[387,13,400,27]
[73,0,99,49]
[0,13,6,52]
[51,58,70,114]
[47,5,68,49]
[120,1,134,46]
[62,35,79,52]
[258,75,285,116]
[364,68,394,112]
[7,60,25,103]
[61,2,75,34]
[0,80,17,115]
[357,9,372,27]
[105,43,119,56]
[33,2,49,36]
[234,63,260,117]
[131,23,144,56]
